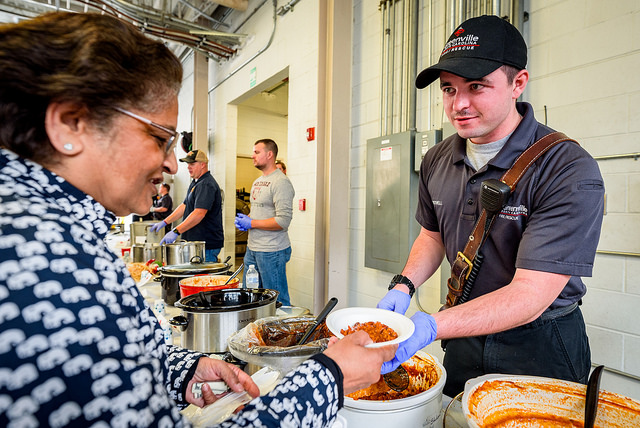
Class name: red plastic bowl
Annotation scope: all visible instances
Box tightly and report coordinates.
[179,274,240,298]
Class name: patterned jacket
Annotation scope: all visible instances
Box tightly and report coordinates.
[0,148,342,427]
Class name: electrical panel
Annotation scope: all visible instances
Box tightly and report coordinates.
[365,131,420,273]
[414,129,442,171]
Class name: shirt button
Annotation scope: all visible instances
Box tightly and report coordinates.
[467,198,474,205]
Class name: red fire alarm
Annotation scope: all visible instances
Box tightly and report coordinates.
[306,127,315,141]
[299,198,306,211]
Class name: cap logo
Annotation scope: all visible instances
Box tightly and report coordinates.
[441,31,480,57]
[454,27,465,37]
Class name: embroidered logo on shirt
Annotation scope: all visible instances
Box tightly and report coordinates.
[499,204,528,221]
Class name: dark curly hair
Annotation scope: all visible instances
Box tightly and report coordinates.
[0,12,183,164]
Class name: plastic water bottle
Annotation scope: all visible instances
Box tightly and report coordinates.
[246,265,259,289]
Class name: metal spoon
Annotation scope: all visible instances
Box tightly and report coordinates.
[298,297,338,345]
[383,365,410,392]
[585,365,604,428]
[225,263,243,286]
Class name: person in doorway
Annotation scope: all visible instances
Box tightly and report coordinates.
[151,182,173,233]
[0,11,396,427]
[376,15,605,397]
[235,139,295,306]
[152,149,224,262]
[275,159,287,174]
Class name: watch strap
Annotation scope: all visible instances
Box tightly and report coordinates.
[389,274,415,297]
[172,227,181,235]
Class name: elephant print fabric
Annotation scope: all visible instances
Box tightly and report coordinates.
[0,149,203,426]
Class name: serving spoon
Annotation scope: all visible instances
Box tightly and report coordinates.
[383,365,409,392]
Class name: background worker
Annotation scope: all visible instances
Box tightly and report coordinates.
[275,159,287,174]
[151,182,173,233]
[0,11,396,427]
[235,139,295,306]
[377,15,604,397]
[152,149,224,262]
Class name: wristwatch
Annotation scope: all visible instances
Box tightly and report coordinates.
[171,227,181,235]
[388,274,415,298]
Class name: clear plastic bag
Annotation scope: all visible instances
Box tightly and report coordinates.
[227,315,332,374]
[182,367,280,427]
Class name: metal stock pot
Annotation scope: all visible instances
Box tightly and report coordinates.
[157,257,230,305]
[170,289,279,353]
[162,240,205,266]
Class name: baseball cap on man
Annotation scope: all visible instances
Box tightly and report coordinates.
[179,149,208,163]
[415,15,527,89]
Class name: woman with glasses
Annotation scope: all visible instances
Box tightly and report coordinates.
[0,12,394,427]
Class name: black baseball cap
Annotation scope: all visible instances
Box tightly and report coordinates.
[416,15,527,89]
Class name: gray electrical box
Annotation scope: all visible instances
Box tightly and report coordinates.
[365,131,420,273]
[414,129,442,171]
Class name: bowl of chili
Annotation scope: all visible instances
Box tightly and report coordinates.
[326,307,414,348]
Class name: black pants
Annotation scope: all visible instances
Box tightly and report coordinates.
[442,306,590,397]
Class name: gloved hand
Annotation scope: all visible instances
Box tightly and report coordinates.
[377,289,411,315]
[150,220,167,233]
[234,214,253,231]
[160,230,179,245]
[380,311,437,374]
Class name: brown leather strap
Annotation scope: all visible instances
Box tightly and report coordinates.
[444,132,577,308]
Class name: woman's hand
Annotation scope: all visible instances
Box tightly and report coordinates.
[186,357,260,407]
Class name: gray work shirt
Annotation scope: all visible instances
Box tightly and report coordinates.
[417,102,605,309]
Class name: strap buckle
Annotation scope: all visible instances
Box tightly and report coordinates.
[456,251,474,279]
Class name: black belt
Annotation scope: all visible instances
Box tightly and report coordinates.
[539,301,579,321]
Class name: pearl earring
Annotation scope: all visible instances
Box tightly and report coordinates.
[63,143,73,151]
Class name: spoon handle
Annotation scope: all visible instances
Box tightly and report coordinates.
[585,365,604,428]
[298,297,338,345]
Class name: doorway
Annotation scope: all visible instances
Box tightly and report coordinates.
[233,76,289,269]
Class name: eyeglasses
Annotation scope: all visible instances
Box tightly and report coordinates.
[113,106,179,154]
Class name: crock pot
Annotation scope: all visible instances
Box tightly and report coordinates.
[338,352,446,428]
[179,274,240,298]
[170,289,278,353]
[157,257,230,305]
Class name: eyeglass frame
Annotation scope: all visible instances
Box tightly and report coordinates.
[112,106,179,154]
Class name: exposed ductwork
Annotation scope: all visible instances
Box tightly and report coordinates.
[0,0,262,62]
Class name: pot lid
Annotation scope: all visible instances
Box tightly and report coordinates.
[175,288,279,312]
[158,257,230,275]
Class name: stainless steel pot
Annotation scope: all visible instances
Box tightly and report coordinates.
[157,258,230,305]
[163,240,206,266]
[131,243,162,263]
[170,289,279,353]
[130,220,163,245]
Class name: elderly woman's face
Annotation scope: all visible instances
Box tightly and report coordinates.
[95,99,179,216]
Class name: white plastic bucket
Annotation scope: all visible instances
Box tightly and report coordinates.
[338,352,446,428]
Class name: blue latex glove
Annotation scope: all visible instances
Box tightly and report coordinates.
[377,289,411,315]
[380,311,438,374]
[150,220,167,233]
[234,213,252,231]
[160,230,179,245]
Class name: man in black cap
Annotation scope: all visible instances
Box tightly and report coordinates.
[377,15,604,396]
[152,149,224,262]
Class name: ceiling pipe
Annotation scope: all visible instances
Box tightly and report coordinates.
[208,0,277,92]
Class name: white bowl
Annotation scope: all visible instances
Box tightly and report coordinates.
[326,307,414,348]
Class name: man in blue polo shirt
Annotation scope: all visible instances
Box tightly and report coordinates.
[152,149,224,262]
[377,15,604,397]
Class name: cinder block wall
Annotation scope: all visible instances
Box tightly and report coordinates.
[348,0,640,398]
